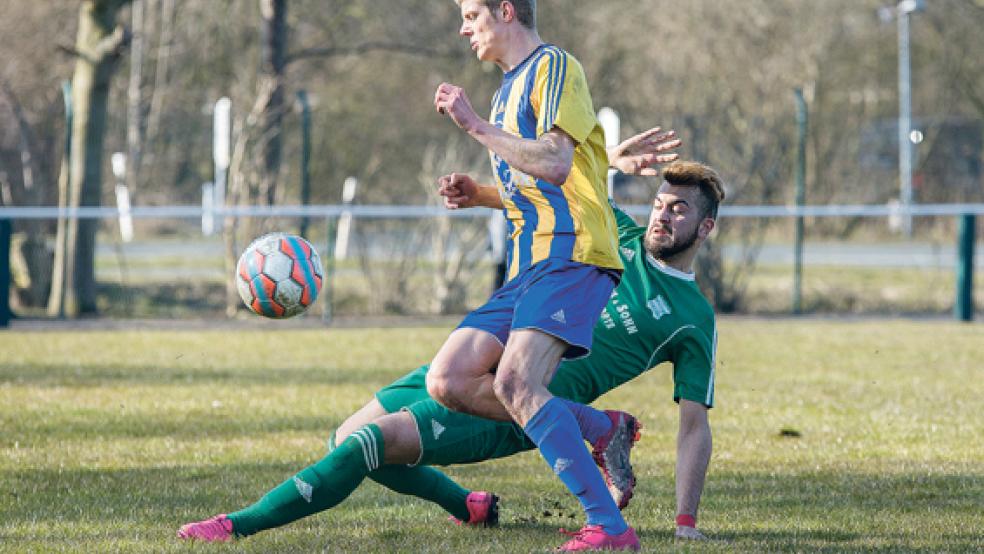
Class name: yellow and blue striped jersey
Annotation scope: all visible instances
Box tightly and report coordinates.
[489,44,622,281]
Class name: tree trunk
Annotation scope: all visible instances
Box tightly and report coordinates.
[125,0,145,200]
[61,0,132,316]
[258,0,286,206]
[47,82,72,318]
[0,78,51,307]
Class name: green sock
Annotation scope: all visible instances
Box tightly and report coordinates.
[228,424,384,536]
[369,465,471,522]
[329,429,470,521]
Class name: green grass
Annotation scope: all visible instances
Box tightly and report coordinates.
[1,320,982,552]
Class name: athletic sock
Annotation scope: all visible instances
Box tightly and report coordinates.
[523,397,628,535]
[329,428,471,521]
[369,465,471,522]
[227,424,385,536]
[557,398,613,445]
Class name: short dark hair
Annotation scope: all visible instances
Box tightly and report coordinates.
[460,0,536,29]
[662,161,725,220]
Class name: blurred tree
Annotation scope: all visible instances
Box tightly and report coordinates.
[1,0,982,316]
[48,0,132,317]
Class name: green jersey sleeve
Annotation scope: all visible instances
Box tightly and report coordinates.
[671,325,717,408]
[609,199,644,240]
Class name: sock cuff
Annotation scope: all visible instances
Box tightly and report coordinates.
[348,424,384,472]
[523,397,569,443]
[327,431,337,452]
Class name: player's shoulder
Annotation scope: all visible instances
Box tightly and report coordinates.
[533,44,585,75]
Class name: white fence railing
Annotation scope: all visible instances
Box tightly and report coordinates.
[2,202,984,220]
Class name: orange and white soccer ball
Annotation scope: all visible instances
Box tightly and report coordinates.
[236,233,324,318]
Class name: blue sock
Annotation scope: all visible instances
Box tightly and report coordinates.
[524,397,627,534]
[558,398,612,444]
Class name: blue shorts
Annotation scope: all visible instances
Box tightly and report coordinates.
[458,258,620,360]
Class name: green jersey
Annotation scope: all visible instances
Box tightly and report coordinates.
[547,202,717,408]
[375,202,717,466]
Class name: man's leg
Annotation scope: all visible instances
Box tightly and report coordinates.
[334,399,483,524]
[495,329,631,539]
[178,411,422,541]
[427,327,510,421]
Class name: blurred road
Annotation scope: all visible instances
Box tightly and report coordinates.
[723,243,984,268]
[95,238,984,280]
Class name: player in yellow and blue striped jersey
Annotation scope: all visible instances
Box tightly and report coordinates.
[430,1,640,550]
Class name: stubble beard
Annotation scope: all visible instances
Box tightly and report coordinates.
[644,224,699,261]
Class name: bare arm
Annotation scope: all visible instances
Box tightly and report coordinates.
[435,82,575,186]
[439,125,684,212]
[676,399,712,539]
[438,173,504,210]
[469,124,575,186]
[607,127,682,176]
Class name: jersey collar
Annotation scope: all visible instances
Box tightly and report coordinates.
[646,252,696,281]
[504,43,549,78]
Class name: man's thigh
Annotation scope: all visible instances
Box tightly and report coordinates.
[335,399,389,443]
[404,398,534,467]
[429,327,503,379]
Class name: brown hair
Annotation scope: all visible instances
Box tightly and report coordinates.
[662,161,726,219]
[456,0,536,29]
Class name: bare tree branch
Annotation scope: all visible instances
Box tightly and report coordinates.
[287,41,462,64]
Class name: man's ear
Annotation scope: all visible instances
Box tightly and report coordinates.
[698,217,715,240]
[499,1,515,22]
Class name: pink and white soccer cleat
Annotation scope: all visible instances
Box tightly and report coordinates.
[448,491,499,527]
[557,525,641,551]
[177,514,234,542]
[591,410,642,510]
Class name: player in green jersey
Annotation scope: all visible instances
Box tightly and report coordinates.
[178,145,724,544]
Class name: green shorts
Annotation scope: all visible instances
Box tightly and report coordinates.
[374,366,535,466]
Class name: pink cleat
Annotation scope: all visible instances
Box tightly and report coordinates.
[448,491,500,527]
[557,525,641,551]
[177,514,234,542]
[591,411,642,510]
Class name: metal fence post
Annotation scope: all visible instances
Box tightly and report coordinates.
[955,213,975,322]
[0,219,11,327]
[792,88,807,314]
[322,215,336,325]
[297,90,312,239]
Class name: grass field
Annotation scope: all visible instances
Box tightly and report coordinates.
[1,319,983,552]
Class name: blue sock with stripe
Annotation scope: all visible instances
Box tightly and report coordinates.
[524,397,627,535]
[558,398,613,445]
[228,424,384,536]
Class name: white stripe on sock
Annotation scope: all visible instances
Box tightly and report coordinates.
[354,428,379,470]
[351,430,373,470]
[361,429,377,470]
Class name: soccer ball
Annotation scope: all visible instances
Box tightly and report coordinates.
[236,233,324,318]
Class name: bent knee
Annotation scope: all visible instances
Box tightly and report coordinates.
[425,371,455,407]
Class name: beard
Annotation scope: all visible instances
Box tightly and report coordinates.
[644,224,700,261]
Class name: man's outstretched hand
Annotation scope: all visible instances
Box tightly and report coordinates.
[609,127,682,176]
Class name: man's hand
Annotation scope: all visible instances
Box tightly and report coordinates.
[675,525,709,541]
[438,173,480,209]
[434,82,482,132]
[608,127,682,176]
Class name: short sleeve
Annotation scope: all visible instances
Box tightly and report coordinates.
[532,50,596,144]
[672,328,716,408]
